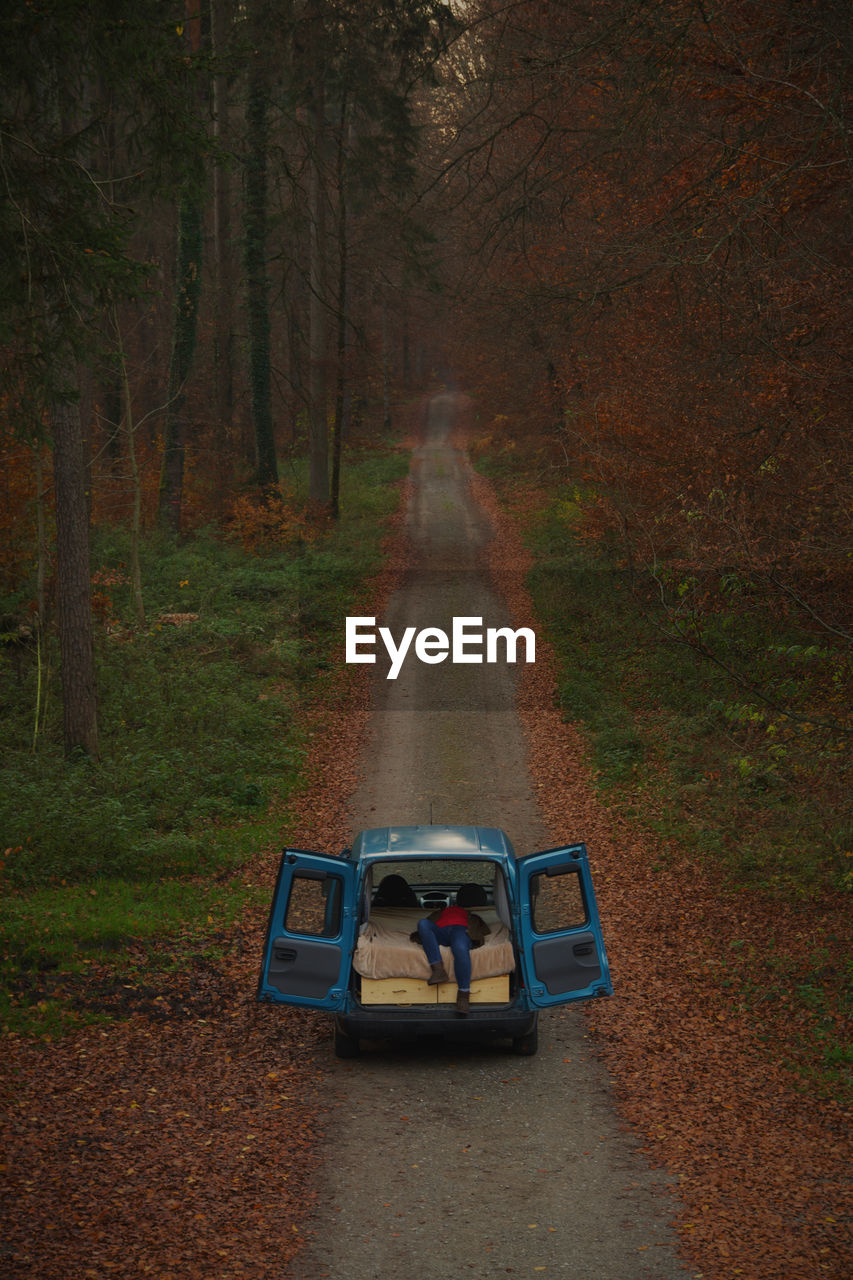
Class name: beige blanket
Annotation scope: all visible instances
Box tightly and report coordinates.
[353,907,515,982]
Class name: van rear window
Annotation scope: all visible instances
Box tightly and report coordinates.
[371,859,494,888]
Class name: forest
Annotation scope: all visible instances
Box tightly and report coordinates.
[1,3,850,1276]
[0,0,849,1061]
[441,0,852,908]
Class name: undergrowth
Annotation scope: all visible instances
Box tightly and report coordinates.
[0,443,407,1036]
[476,451,850,899]
[475,445,851,1097]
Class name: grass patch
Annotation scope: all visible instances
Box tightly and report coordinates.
[0,876,251,1037]
[717,937,852,1099]
[512,494,850,898]
[0,442,408,1036]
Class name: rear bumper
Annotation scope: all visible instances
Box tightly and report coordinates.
[336,1002,537,1044]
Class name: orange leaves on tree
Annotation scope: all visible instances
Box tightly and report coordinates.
[225,492,315,553]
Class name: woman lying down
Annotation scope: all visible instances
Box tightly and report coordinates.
[411,883,491,1017]
[353,879,516,1012]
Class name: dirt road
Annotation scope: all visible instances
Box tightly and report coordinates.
[296,394,693,1279]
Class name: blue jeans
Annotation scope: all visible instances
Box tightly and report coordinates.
[417,920,472,991]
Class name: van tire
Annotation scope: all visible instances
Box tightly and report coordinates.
[511,1027,538,1056]
[334,1026,361,1058]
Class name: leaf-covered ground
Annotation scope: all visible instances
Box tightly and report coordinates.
[2,424,850,1279]
[469,457,851,1280]
[0,485,407,1280]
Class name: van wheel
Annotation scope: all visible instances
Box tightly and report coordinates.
[334,1026,361,1058]
[512,1027,538,1056]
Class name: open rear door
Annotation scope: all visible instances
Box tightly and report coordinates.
[516,843,612,1007]
[257,849,357,1011]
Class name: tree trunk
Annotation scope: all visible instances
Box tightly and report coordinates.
[114,308,146,626]
[245,17,278,489]
[381,286,391,433]
[402,296,411,392]
[157,0,205,533]
[331,95,349,522]
[308,59,329,508]
[33,448,49,751]
[211,0,236,442]
[158,193,203,533]
[35,449,48,629]
[51,390,99,758]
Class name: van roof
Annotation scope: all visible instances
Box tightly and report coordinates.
[352,825,514,859]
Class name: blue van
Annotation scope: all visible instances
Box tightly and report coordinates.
[257,825,612,1056]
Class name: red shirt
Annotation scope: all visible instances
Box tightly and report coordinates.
[436,906,468,929]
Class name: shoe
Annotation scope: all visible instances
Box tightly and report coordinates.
[456,990,470,1016]
[428,962,449,985]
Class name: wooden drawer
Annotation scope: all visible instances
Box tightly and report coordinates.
[437,975,509,1004]
[360,974,510,1006]
[360,977,437,1005]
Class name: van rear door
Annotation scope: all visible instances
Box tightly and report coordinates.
[516,843,612,1007]
[257,849,357,1011]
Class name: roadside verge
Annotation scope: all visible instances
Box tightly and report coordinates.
[464,450,850,1280]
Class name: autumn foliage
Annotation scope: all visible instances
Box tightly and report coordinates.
[426,0,851,745]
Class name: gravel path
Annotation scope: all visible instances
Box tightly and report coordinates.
[295,393,693,1279]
